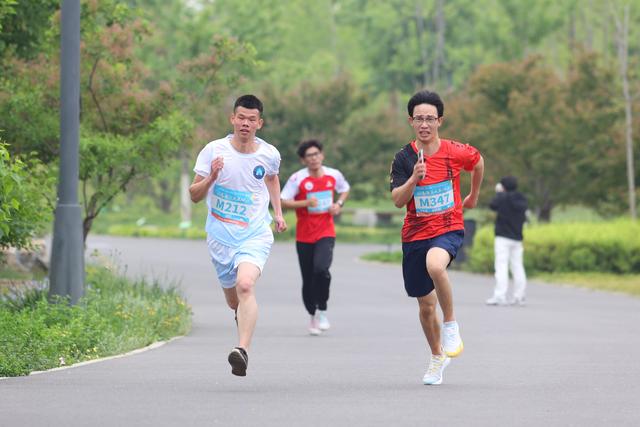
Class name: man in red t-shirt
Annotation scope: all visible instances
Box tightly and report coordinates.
[390,90,484,385]
[281,140,350,335]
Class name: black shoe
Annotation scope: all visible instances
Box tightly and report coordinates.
[228,347,248,377]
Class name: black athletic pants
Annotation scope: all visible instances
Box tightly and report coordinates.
[296,237,335,315]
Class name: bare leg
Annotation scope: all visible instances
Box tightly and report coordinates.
[426,247,455,323]
[233,262,261,351]
[223,287,239,311]
[417,292,443,355]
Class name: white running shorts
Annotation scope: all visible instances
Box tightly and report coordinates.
[206,229,274,288]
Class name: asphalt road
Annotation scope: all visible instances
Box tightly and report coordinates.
[2,235,639,426]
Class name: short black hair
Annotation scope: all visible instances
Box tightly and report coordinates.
[500,176,518,191]
[234,94,263,114]
[407,90,444,117]
[297,139,323,158]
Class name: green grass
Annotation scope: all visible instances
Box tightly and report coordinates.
[362,251,403,263]
[0,265,192,377]
[533,272,640,296]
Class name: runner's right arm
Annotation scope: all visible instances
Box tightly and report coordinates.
[280,172,317,209]
[281,198,317,209]
[390,154,424,208]
[189,156,224,203]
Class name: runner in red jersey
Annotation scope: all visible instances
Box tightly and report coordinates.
[281,140,350,335]
[394,138,481,242]
[390,90,484,385]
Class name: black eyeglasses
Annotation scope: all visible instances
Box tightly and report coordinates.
[304,151,321,158]
[411,116,439,125]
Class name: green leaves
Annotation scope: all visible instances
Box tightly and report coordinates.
[78,111,194,239]
[445,53,624,220]
[0,142,53,249]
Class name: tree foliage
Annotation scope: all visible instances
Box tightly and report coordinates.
[0,0,58,59]
[0,142,53,249]
[445,53,622,220]
[0,0,638,225]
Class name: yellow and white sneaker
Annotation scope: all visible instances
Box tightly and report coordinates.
[442,321,464,357]
[422,354,451,385]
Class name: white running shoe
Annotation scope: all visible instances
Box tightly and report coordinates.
[485,296,508,306]
[422,354,451,385]
[509,296,526,306]
[442,321,464,357]
[317,311,330,331]
[309,315,321,335]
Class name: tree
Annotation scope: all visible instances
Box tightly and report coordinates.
[259,74,366,180]
[446,54,623,221]
[0,0,58,59]
[79,112,192,241]
[259,73,411,200]
[0,142,53,249]
[130,0,257,223]
[611,3,637,219]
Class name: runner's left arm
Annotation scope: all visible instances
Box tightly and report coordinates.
[265,174,288,232]
[462,155,485,209]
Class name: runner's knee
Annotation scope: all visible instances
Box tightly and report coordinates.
[235,277,255,297]
[427,262,446,279]
[418,296,437,317]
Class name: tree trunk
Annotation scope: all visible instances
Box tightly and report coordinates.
[82,216,93,245]
[433,0,446,85]
[414,2,429,88]
[157,179,173,213]
[180,149,192,227]
[612,5,636,219]
[537,196,553,223]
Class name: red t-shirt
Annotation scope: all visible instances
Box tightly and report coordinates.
[281,166,350,243]
[390,139,481,242]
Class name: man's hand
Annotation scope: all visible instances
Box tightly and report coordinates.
[273,215,287,232]
[411,160,426,183]
[210,156,224,182]
[307,197,318,208]
[462,193,479,209]
[329,202,341,216]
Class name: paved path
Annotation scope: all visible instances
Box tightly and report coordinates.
[2,236,639,426]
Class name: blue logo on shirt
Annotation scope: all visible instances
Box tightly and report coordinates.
[253,165,266,180]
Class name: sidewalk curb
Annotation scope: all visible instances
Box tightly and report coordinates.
[0,335,184,380]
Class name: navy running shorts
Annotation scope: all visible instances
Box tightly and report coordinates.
[401,230,464,298]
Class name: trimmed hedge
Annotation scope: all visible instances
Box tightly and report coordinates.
[107,224,400,244]
[467,220,640,274]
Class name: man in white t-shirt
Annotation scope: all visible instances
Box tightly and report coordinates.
[189,94,287,377]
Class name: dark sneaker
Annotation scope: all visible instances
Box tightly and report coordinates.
[228,347,248,376]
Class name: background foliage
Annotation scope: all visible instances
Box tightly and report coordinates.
[467,220,640,274]
[0,142,53,249]
[0,0,638,247]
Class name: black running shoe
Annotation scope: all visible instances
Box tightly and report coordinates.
[228,347,248,376]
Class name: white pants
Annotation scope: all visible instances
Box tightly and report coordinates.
[492,236,527,300]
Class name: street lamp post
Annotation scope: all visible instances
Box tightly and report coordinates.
[49,0,84,304]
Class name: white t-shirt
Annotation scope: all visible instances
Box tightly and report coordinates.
[193,135,281,247]
[281,166,350,202]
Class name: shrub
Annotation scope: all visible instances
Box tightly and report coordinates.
[467,219,640,274]
[0,266,192,377]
